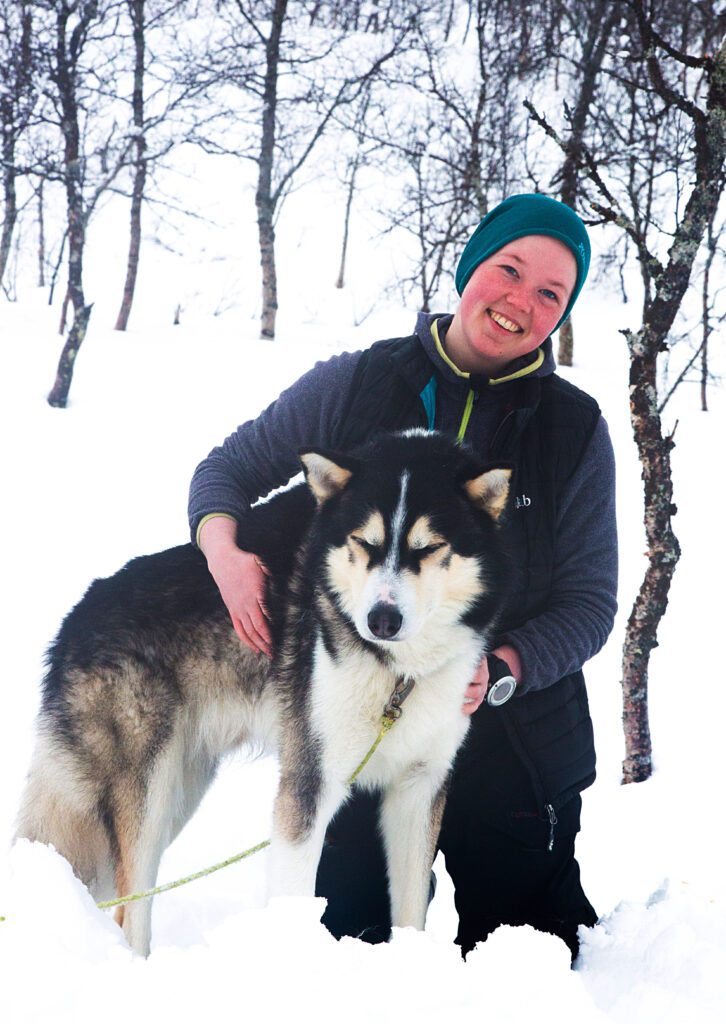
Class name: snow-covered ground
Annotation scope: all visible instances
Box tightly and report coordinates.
[1,161,725,1022]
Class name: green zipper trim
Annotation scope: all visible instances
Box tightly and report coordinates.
[431,319,469,378]
[457,389,475,445]
[429,317,545,445]
[489,347,545,384]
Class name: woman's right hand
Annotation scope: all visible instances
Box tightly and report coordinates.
[198,517,272,657]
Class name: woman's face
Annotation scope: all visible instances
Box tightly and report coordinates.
[445,235,577,376]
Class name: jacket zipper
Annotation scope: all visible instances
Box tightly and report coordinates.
[546,803,558,852]
[489,408,514,456]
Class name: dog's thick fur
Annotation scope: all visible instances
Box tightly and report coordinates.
[16,431,511,955]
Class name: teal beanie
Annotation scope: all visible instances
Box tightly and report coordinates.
[455,194,591,330]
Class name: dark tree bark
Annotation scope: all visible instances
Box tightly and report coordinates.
[335,154,358,290]
[115,0,147,331]
[0,104,17,288]
[0,1,33,288]
[47,4,97,408]
[37,179,46,288]
[48,303,93,407]
[557,319,574,365]
[256,0,287,340]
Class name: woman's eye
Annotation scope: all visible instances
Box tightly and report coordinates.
[502,264,518,277]
[540,288,558,302]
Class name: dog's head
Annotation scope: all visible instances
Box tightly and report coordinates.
[299,431,511,651]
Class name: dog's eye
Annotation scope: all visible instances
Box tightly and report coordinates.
[413,543,446,558]
[351,535,381,553]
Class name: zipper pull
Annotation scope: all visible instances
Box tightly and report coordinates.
[546,804,558,852]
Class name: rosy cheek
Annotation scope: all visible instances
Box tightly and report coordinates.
[536,311,560,340]
[459,292,480,321]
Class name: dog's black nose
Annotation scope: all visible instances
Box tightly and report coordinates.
[367,603,403,640]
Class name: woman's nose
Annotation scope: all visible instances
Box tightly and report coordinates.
[505,283,530,312]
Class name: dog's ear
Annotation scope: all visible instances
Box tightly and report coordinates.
[299,449,359,504]
[462,467,512,521]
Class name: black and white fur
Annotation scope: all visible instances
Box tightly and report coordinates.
[16,430,511,955]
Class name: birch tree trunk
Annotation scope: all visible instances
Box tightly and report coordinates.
[0,112,16,288]
[115,0,146,332]
[335,154,359,290]
[0,1,33,289]
[37,179,46,287]
[47,7,94,409]
[256,0,287,340]
[620,35,726,783]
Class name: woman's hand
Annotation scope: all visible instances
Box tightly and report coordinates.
[199,517,272,657]
[462,645,522,715]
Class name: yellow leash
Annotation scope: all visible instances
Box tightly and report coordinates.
[96,841,272,911]
[3,676,415,919]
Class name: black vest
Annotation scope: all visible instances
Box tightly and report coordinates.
[337,335,601,811]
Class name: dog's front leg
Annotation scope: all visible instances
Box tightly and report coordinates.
[267,771,347,899]
[379,771,449,931]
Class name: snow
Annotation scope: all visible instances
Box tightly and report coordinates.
[2,150,726,1022]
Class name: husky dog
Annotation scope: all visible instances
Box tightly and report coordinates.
[16,431,511,956]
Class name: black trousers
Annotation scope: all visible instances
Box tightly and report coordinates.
[315,708,597,960]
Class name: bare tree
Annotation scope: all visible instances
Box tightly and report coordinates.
[45,2,103,406]
[41,0,133,407]
[0,0,35,289]
[614,8,725,782]
[111,0,211,331]
[114,0,147,331]
[530,4,726,784]
[254,0,287,339]
[334,84,375,290]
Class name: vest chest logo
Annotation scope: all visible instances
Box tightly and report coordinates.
[515,494,532,510]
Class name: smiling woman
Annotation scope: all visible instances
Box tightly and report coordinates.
[188,192,617,963]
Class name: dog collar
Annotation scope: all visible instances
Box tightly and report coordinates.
[383,675,416,721]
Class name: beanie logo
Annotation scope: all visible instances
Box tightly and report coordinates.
[515,494,531,510]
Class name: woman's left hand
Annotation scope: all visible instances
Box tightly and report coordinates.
[462,645,522,715]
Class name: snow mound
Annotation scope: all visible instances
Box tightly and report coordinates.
[578,880,726,1023]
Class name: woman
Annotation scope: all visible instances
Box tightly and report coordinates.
[188,193,617,959]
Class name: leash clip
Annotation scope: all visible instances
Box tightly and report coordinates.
[383,675,416,721]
